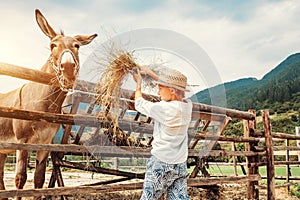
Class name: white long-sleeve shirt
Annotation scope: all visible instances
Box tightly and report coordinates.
[135,97,192,164]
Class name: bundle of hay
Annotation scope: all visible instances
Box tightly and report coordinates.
[95,52,137,130]
[95,52,144,146]
[94,46,161,147]
[95,53,136,110]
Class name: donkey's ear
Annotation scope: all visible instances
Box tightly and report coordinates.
[35,9,57,39]
[74,34,98,46]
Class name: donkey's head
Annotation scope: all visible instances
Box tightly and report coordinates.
[35,9,97,90]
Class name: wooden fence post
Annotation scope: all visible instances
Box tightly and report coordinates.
[232,142,237,176]
[286,139,290,193]
[113,157,119,170]
[244,110,259,199]
[296,127,300,167]
[262,110,275,200]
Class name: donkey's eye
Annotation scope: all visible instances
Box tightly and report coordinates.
[50,43,57,50]
[74,43,80,49]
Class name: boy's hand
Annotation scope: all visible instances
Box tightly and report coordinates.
[137,65,149,75]
[132,68,142,88]
[132,68,143,99]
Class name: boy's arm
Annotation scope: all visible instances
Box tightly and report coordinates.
[132,70,143,99]
[138,65,159,81]
[135,85,142,99]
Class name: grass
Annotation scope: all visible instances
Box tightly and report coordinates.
[259,166,300,177]
[206,165,300,177]
[206,164,300,193]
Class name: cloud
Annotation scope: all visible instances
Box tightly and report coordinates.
[156,0,300,81]
[0,0,300,93]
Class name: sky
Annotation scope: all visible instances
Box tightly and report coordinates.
[0,0,300,94]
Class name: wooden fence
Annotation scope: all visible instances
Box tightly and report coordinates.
[0,62,299,200]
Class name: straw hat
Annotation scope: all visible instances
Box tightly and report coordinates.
[155,67,189,92]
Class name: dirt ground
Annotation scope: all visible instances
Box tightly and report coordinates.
[58,186,299,200]
[3,171,300,200]
[61,185,299,200]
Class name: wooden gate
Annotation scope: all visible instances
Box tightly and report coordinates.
[0,63,299,200]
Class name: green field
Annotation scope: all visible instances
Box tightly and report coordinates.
[205,165,300,177]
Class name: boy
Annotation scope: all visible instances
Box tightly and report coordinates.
[132,66,192,200]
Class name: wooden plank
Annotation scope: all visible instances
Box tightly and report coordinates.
[257,137,286,142]
[0,62,96,92]
[0,142,265,158]
[232,142,237,176]
[74,103,97,144]
[0,182,144,199]
[83,177,134,186]
[0,174,261,199]
[296,127,300,166]
[0,62,59,87]
[190,150,265,157]
[188,175,261,187]
[286,139,290,193]
[272,132,300,140]
[255,146,300,153]
[61,96,81,144]
[254,130,300,140]
[48,153,64,188]
[261,176,300,181]
[0,142,151,157]
[0,106,99,126]
[2,105,257,137]
[274,151,299,156]
[191,112,226,121]
[0,106,154,134]
[250,110,259,199]
[193,132,260,143]
[262,110,275,200]
[65,90,255,121]
[189,120,210,149]
[273,146,300,151]
[243,110,259,199]
[232,142,247,175]
[250,161,300,167]
[192,102,255,120]
[56,160,145,179]
[256,182,297,190]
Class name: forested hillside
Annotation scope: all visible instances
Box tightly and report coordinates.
[195,53,300,114]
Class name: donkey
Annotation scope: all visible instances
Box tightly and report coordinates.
[0,9,97,199]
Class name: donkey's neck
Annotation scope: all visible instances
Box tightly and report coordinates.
[20,60,69,113]
[41,58,55,73]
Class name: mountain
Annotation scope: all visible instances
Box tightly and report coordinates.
[194,53,300,113]
[262,53,300,80]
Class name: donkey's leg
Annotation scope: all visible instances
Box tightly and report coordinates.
[0,153,8,200]
[34,150,49,189]
[33,151,49,200]
[15,150,28,190]
[0,153,7,190]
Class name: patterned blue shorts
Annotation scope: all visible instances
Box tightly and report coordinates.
[140,156,190,200]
